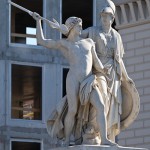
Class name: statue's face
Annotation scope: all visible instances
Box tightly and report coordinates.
[100,13,113,26]
[72,22,82,35]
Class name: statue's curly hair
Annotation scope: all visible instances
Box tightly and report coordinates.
[65,17,82,36]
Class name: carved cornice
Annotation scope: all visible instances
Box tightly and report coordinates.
[114,0,150,29]
[113,0,139,5]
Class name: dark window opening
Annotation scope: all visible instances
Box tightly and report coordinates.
[62,68,69,97]
[112,20,118,31]
[11,0,43,45]
[11,64,42,120]
[62,0,93,30]
[11,141,41,150]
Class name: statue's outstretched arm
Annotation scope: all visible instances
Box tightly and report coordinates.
[47,18,69,35]
[32,13,60,49]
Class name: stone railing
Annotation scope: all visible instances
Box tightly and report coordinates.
[114,0,150,29]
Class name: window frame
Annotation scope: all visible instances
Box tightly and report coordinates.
[0,60,6,127]
[6,61,46,128]
[8,0,46,48]
[10,138,43,150]
[93,0,97,26]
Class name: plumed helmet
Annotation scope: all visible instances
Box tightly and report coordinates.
[101,0,116,17]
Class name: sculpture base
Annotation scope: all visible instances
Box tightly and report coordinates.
[49,145,148,150]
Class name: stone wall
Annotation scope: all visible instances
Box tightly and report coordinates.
[114,0,150,148]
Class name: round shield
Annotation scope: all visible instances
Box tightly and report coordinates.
[120,80,140,131]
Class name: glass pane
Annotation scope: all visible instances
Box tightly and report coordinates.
[11,64,42,120]
[26,27,37,45]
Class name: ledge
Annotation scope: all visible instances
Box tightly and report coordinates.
[115,19,150,30]
[49,145,148,150]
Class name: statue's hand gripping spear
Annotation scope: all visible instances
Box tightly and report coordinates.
[8,1,69,35]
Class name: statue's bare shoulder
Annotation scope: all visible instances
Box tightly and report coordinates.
[79,38,95,50]
[83,38,95,53]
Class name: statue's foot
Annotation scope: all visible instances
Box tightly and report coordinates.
[63,138,71,147]
[58,138,70,147]
[101,139,117,146]
[64,141,70,147]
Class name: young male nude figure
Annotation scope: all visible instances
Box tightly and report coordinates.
[32,13,115,146]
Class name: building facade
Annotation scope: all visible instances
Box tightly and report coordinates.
[114,0,150,149]
[0,0,149,150]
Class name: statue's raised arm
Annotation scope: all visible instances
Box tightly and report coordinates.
[32,12,67,51]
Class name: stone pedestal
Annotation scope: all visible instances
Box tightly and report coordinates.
[49,145,148,150]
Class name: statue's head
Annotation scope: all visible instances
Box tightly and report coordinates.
[100,0,116,25]
[65,17,82,36]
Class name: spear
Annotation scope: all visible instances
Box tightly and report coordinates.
[8,1,69,34]
[8,1,59,28]
[8,1,33,16]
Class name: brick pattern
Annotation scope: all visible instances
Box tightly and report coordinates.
[117,23,150,149]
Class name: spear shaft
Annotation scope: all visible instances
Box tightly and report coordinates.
[8,1,33,16]
[8,1,53,25]
[8,1,66,32]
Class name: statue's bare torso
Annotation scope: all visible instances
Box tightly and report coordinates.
[59,38,94,83]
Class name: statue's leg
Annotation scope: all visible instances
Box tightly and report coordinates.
[97,76,109,115]
[64,76,79,145]
[90,86,116,146]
